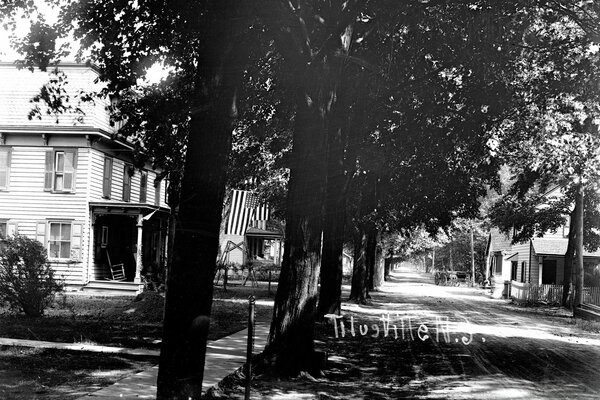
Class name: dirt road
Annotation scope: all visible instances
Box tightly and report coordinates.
[326,266,600,399]
[220,266,600,399]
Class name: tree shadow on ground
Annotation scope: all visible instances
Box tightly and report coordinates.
[211,268,600,399]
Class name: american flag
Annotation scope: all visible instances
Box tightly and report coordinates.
[225,190,270,236]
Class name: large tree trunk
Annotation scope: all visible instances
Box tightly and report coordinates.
[372,243,385,289]
[156,3,249,398]
[349,225,368,303]
[574,183,585,309]
[366,227,378,291]
[384,255,391,281]
[265,79,328,375]
[317,80,351,317]
[318,172,346,315]
[562,207,577,307]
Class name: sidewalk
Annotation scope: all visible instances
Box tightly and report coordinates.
[76,322,270,399]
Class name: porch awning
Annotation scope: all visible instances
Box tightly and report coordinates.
[505,252,519,260]
[90,202,170,218]
[246,226,283,239]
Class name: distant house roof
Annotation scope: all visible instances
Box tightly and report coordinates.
[532,238,600,257]
[488,228,513,254]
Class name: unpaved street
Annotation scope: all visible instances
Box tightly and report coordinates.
[331,266,600,399]
[222,266,600,399]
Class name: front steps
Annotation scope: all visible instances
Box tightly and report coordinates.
[80,280,143,295]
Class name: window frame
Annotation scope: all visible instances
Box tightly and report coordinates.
[44,149,77,193]
[47,221,72,261]
[0,147,11,191]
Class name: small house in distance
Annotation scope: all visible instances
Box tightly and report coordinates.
[0,62,170,294]
[486,196,600,301]
[219,189,283,270]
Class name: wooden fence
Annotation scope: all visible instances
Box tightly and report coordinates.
[510,281,600,306]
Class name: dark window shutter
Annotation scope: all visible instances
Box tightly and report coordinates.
[103,157,112,199]
[44,151,53,191]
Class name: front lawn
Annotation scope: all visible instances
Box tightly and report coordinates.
[0,283,274,399]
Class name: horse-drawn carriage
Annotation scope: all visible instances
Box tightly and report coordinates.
[434,270,472,286]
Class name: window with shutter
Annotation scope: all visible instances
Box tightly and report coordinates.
[103,157,113,199]
[48,221,72,260]
[0,148,11,190]
[44,149,77,192]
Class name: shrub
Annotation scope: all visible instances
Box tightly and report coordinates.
[0,235,64,317]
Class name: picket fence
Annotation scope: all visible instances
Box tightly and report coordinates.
[510,281,600,306]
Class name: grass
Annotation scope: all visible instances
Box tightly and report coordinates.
[0,282,274,399]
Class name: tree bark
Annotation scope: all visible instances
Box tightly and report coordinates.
[265,76,328,375]
[562,207,577,307]
[372,243,385,289]
[349,225,368,303]
[366,228,378,291]
[317,78,351,317]
[574,183,585,309]
[156,3,249,398]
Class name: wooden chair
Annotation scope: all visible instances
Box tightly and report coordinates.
[105,250,126,281]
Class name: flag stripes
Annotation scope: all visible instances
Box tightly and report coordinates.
[225,189,270,236]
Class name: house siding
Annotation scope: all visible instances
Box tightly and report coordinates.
[0,144,90,287]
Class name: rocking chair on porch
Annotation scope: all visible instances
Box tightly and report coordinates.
[105,251,126,281]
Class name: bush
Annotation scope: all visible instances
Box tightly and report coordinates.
[0,235,63,317]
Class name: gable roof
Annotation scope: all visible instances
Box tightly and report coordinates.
[488,228,513,254]
[532,238,600,257]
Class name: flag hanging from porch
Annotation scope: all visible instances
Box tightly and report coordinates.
[225,189,270,236]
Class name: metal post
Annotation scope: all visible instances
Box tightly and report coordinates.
[245,295,255,400]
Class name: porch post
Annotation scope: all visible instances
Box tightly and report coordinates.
[135,214,143,283]
[87,213,95,283]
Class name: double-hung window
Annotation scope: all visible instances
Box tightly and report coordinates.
[0,147,11,190]
[44,149,77,192]
[44,221,82,261]
[49,222,71,259]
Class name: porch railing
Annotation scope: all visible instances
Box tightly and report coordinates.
[510,281,600,306]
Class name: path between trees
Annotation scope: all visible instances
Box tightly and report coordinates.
[223,266,600,399]
[331,267,600,399]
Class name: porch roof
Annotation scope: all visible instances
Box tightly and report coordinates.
[246,226,282,239]
[532,238,600,258]
[90,202,169,217]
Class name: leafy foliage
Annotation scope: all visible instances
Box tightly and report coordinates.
[0,235,63,317]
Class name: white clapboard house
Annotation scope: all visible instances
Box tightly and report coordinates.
[0,62,170,294]
[219,189,283,267]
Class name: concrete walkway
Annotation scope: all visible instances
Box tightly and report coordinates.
[77,322,270,399]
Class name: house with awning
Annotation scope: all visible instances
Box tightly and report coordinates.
[485,224,600,300]
[0,62,170,295]
[219,189,283,268]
